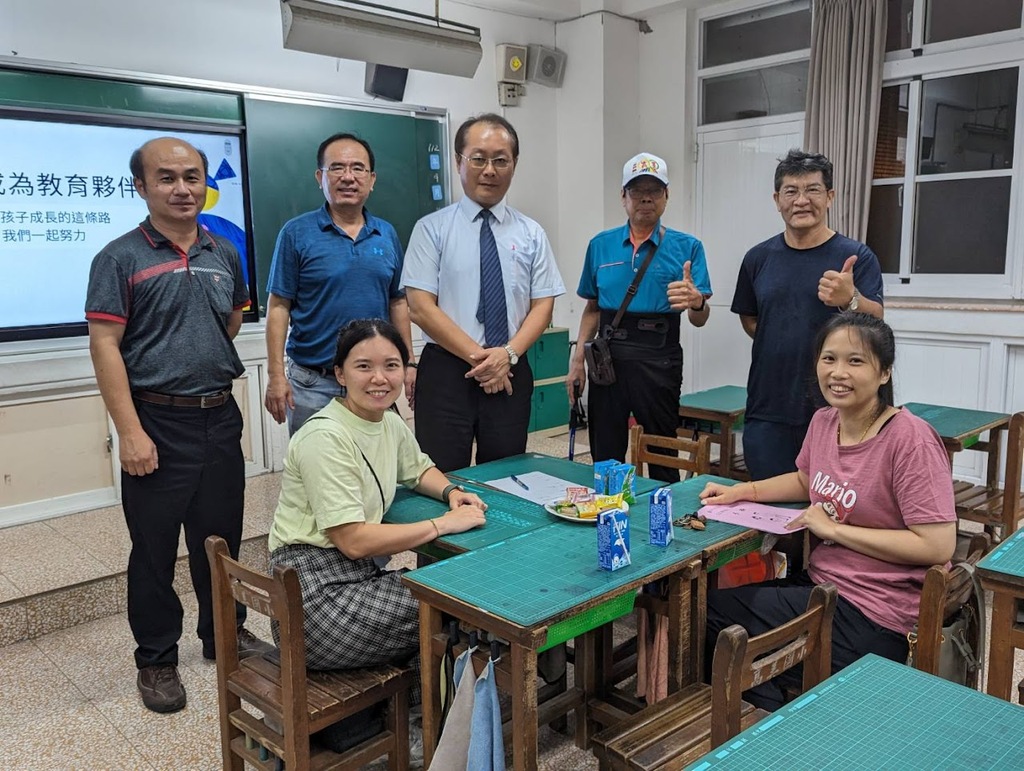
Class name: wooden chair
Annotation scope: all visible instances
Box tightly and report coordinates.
[955,411,1024,538]
[911,532,990,689]
[592,583,838,771]
[630,424,711,480]
[205,536,415,771]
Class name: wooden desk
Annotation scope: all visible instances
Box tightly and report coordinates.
[977,526,1024,702]
[685,654,1024,769]
[679,386,747,480]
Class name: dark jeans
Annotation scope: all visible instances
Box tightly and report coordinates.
[705,573,908,711]
[414,343,534,473]
[122,397,246,669]
[588,346,683,484]
[742,418,810,481]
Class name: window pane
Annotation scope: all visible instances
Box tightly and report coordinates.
[886,0,914,51]
[702,1,811,68]
[701,62,808,124]
[866,185,904,273]
[874,85,909,178]
[926,0,1022,44]
[913,177,1010,274]
[919,68,1017,174]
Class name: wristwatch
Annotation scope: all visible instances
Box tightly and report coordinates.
[441,483,465,506]
[692,295,707,313]
[504,344,519,366]
[846,288,861,312]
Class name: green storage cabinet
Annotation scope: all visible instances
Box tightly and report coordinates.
[527,327,570,381]
[530,378,570,431]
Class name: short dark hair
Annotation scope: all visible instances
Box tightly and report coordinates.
[454,113,520,161]
[774,149,833,192]
[317,133,376,171]
[333,318,409,370]
[129,138,209,181]
[813,311,896,407]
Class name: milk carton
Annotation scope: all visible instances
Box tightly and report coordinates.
[593,460,619,495]
[648,486,673,546]
[597,508,631,571]
[608,463,637,505]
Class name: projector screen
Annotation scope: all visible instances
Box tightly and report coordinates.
[0,114,254,342]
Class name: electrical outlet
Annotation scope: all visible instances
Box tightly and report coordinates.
[498,82,520,107]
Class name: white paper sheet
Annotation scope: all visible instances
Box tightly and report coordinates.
[485,471,588,504]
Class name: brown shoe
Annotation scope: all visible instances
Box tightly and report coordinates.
[137,665,186,713]
[237,627,275,659]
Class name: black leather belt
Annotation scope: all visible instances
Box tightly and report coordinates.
[599,311,679,348]
[295,362,334,378]
[134,388,232,408]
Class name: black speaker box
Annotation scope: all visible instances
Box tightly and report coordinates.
[364,63,408,102]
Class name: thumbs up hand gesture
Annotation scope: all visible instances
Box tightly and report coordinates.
[668,260,704,311]
[818,255,857,308]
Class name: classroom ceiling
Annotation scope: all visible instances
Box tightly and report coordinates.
[449,0,724,23]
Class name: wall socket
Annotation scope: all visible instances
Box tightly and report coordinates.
[498,82,521,107]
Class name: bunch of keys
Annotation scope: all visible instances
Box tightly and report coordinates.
[673,512,707,531]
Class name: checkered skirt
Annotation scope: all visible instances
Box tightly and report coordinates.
[269,544,420,677]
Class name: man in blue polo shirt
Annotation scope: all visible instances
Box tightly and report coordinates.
[569,152,712,483]
[264,133,415,434]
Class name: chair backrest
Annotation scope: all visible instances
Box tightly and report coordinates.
[710,582,838,747]
[913,532,990,686]
[205,536,311,760]
[629,424,711,480]
[1002,412,1024,534]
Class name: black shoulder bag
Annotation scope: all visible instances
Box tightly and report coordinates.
[584,227,665,386]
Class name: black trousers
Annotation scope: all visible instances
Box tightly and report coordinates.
[122,397,246,669]
[414,343,533,473]
[742,418,810,481]
[705,573,908,711]
[588,345,683,484]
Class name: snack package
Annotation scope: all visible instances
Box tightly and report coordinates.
[597,508,631,571]
[593,459,618,495]
[649,486,673,546]
[608,463,637,505]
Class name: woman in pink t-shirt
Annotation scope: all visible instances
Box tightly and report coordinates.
[700,312,956,710]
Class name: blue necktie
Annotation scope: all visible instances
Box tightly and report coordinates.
[476,209,509,348]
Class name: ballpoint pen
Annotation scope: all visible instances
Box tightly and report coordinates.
[510,474,530,491]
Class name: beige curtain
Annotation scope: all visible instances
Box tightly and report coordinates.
[804,0,887,241]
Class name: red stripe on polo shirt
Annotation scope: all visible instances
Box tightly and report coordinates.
[85,312,127,325]
[129,260,184,286]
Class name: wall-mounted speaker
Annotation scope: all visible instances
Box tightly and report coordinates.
[364,63,408,102]
[496,43,528,84]
[526,45,567,88]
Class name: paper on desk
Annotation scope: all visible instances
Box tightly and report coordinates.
[486,472,588,504]
[698,502,806,535]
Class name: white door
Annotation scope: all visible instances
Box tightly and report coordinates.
[685,120,804,392]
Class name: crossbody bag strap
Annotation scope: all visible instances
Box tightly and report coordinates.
[960,561,986,679]
[608,225,667,331]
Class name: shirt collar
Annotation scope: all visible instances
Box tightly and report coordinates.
[621,219,663,247]
[317,204,381,237]
[458,196,508,225]
[138,217,214,251]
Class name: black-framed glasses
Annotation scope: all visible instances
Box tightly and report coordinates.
[626,186,666,200]
[321,163,371,179]
[457,153,513,171]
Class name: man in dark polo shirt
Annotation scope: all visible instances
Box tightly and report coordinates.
[86,137,270,714]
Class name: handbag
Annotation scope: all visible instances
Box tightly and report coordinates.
[906,562,986,688]
[584,226,666,387]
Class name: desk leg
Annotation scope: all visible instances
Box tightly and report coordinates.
[667,567,705,691]
[574,628,600,749]
[987,427,1006,493]
[417,600,442,768]
[720,426,733,479]
[510,641,539,771]
[987,591,1016,701]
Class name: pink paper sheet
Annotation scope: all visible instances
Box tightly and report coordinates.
[698,502,806,535]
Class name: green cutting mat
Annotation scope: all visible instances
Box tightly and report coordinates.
[631,476,748,551]
[383,483,551,551]
[902,402,1009,443]
[451,453,663,495]
[679,385,747,413]
[686,654,1024,770]
[979,524,1024,579]
[404,521,705,627]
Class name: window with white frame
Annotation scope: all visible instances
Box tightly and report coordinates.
[866,0,1024,298]
[698,0,811,126]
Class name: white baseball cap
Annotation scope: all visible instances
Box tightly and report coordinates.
[622,152,669,188]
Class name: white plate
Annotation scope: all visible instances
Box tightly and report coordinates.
[544,498,628,524]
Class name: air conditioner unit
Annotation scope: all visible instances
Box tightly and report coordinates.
[281,0,483,79]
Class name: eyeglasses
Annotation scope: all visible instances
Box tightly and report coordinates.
[457,153,513,171]
[626,187,666,200]
[778,185,829,201]
[321,163,371,179]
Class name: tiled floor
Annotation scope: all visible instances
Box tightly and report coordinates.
[2,425,1023,770]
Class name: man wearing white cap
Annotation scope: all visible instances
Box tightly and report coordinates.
[568,152,712,482]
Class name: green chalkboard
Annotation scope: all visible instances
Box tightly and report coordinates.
[243,95,448,313]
